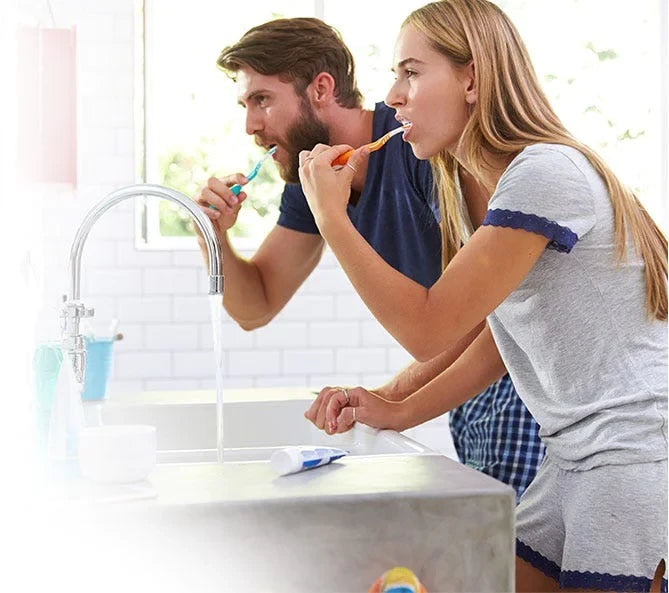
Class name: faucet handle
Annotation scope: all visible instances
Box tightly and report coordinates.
[59,297,95,385]
[60,296,95,316]
[59,296,95,335]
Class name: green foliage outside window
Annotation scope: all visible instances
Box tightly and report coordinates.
[158,137,283,240]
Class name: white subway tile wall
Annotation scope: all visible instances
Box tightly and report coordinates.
[31,0,454,456]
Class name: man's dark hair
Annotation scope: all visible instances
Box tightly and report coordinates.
[217,17,363,108]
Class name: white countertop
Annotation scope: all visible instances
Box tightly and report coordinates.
[142,454,513,507]
[46,453,515,592]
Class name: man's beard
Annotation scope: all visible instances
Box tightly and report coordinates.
[278,98,330,184]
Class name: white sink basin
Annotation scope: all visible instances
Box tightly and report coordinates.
[97,387,435,461]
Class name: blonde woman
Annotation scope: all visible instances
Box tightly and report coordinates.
[298,1,667,591]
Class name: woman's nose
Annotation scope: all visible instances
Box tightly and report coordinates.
[385,81,405,109]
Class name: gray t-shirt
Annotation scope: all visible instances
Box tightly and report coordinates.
[476,143,667,470]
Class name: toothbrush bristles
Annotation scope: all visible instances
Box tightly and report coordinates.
[390,124,410,136]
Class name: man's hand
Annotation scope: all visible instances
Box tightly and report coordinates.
[194,174,249,239]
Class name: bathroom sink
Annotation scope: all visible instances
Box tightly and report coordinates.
[46,185,513,591]
[53,388,516,592]
[97,387,435,461]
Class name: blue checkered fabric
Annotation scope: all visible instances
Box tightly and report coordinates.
[449,373,545,503]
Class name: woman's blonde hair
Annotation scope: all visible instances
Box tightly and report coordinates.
[405,0,667,320]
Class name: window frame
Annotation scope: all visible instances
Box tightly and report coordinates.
[135,0,668,252]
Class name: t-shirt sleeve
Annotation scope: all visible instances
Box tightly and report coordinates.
[277,183,320,235]
[405,144,439,222]
[483,146,596,253]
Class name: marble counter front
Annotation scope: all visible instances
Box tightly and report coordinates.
[47,454,514,592]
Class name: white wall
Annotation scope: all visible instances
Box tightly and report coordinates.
[28,0,415,397]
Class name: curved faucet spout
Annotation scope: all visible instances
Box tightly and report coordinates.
[68,184,223,300]
[61,184,223,385]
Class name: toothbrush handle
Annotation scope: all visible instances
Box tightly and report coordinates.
[331,135,388,167]
[212,149,274,206]
[331,149,354,167]
[209,182,242,209]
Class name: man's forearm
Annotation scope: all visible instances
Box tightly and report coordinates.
[376,322,485,401]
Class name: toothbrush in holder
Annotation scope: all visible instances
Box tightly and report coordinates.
[331,124,410,167]
[229,146,277,196]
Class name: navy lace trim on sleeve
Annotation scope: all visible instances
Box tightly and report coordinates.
[482,208,578,253]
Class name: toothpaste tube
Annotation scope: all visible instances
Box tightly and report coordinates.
[270,445,348,476]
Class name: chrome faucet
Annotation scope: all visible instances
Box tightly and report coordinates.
[60,184,223,384]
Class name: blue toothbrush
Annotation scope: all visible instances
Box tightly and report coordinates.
[230,146,277,196]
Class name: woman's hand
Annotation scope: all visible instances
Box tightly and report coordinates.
[304,385,352,433]
[305,385,404,434]
[323,386,407,434]
[298,144,369,233]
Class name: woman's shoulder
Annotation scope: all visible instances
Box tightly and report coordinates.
[506,143,594,181]
[489,143,600,249]
[492,143,601,210]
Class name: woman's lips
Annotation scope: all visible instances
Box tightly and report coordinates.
[396,118,413,141]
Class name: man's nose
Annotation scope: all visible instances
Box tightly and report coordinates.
[245,111,264,136]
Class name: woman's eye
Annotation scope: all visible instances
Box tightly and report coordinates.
[391,69,417,81]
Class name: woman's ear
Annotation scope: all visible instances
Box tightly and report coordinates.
[463,61,477,106]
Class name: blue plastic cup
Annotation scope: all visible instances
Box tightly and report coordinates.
[82,338,114,401]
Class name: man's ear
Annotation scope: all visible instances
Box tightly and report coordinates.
[308,72,337,106]
[463,61,477,106]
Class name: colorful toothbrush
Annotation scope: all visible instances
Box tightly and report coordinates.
[208,146,277,211]
[229,145,277,195]
[331,124,411,167]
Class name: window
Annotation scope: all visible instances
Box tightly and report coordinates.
[138,0,666,250]
[497,0,666,226]
[139,0,314,250]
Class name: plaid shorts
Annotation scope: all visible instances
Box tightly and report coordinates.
[449,373,545,502]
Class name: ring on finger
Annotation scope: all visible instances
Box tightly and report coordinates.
[342,388,350,404]
[346,162,357,173]
[352,407,357,422]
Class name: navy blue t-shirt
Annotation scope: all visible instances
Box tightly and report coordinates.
[277,102,441,288]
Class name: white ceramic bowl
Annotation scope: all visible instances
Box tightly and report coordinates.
[79,425,157,484]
